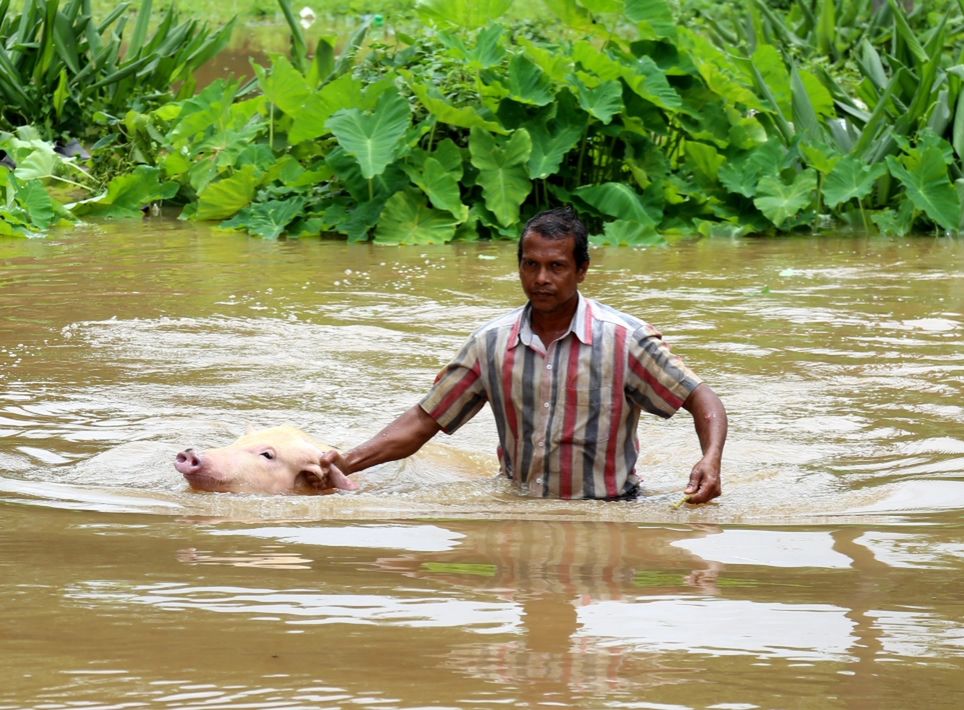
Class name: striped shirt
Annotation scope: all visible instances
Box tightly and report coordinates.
[419,293,702,500]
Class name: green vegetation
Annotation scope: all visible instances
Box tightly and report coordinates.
[0,0,234,141]
[2,0,962,241]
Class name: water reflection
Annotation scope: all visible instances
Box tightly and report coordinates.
[48,517,962,706]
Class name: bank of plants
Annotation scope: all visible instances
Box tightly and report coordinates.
[0,0,234,141]
[2,0,962,242]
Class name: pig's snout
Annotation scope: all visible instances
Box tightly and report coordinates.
[175,448,203,475]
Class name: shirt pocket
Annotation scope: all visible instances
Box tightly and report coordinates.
[554,384,606,446]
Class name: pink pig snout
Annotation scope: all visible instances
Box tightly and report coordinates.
[175,446,234,491]
[175,448,204,476]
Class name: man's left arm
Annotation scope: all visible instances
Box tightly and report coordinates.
[681,383,727,503]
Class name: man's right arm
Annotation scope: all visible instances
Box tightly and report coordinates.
[320,404,442,478]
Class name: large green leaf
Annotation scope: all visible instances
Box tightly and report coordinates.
[871,200,915,237]
[518,38,571,84]
[441,24,506,70]
[402,154,466,219]
[469,128,532,227]
[624,0,677,40]
[326,146,409,203]
[253,56,309,115]
[415,0,512,29]
[194,164,261,221]
[327,90,412,180]
[572,41,623,83]
[374,190,460,245]
[685,142,726,184]
[69,165,179,219]
[527,112,584,179]
[752,44,791,118]
[753,170,818,227]
[506,54,555,106]
[288,73,365,144]
[574,79,623,124]
[885,140,961,231]
[591,218,664,246]
[575,182,657,224]
[622,56,681,111]
[405,77,505,133]
[15,180,69,230]
[718,140,788,197]
[542,0,596,33]
[679,29,765,111]
[221,196,306,239]
[11,148,60,182]
[823,156,887,208]
[324,196,385,242]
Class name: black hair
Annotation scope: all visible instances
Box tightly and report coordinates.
[518,205,590,269]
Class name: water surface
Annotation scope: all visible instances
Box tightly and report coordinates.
[1,220,961,708]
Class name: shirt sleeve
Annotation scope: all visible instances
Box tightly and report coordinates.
[625,324,702,419]
[418,337,489,434]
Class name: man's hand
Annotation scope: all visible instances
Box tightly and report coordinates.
[684,454,722,504]
[317,404,442,481]
[681,383,727,505]
[320,449,353,489]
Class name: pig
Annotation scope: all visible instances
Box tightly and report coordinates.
[174,425,356,494]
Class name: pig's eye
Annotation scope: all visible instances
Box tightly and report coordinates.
[260,450,275,460]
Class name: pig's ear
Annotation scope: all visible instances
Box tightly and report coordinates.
[297,463,358,492]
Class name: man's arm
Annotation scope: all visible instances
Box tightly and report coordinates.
[320,404,442,478]
[680,383,727,504]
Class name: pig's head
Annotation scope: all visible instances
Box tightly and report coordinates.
[174,425,356,494]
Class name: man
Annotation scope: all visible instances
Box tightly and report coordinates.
[321,206,726,502]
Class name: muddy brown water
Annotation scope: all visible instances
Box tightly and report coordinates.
[0,219,961,709]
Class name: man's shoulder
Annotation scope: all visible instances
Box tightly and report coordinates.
[468,305,526,339]
[587,298,661,338]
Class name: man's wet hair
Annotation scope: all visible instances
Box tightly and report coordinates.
[519,205,590,269]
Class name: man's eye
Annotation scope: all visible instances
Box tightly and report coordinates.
[260,451,275,460]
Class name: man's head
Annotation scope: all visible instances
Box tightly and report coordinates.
[517,206,590,317]
[517,205,590,270]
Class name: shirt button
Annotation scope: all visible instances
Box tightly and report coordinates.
[546,364,552,370]
[544,402,550,408]
[535,477,543,485]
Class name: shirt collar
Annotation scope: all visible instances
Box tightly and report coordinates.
[509,292,593,350]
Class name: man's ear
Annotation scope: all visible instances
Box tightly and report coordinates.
[296,463,357,492]
[577,261,589,283]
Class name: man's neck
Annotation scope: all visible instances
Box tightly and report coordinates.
[529,297,579,346]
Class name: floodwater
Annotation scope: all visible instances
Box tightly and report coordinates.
[0,219,961,709]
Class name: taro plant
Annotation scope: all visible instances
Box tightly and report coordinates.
[136,0,780,244]
[5,0,961,241]
[124,0,961,241]
[0,0,235,143]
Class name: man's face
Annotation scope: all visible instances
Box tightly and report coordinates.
[518,231,588,316]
